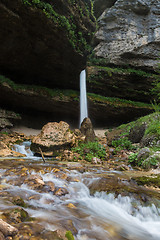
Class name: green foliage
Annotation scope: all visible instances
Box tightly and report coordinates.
[1,131,9,135]
[87,52,108,66]
[0,74,79,101]
[65,231,75,240]
[128,152,140,166]
[151,99,160,112]
[96,66,157,78]
[142,156,158,169]
[71,141,106,162]
[128,151,159,169]
[145,120,160,136]
[150,60,160,101]
[112,137,134,151]
[88,92,152,108]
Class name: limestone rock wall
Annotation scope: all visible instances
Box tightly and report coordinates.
[94,0,160,70]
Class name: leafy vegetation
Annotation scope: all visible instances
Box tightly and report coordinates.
[89,65,157,78]
[128,150,159,169]
[65,231,75,240]
[142,156,159,169]
[112,137,135,151]
[128,152,139,165]
[71,141,106,162]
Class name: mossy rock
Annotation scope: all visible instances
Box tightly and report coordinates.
[134,175,160,188]
[3,207,30,223]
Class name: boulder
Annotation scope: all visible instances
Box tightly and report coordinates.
[94,0,160,70]
[105,129,122,146]
[0,109,21,130]
[128,124,146,143]
[137,147,151,162]
[31,121,76,155]
[80,118,96,142]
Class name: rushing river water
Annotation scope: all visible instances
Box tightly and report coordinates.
[0,143,160,240]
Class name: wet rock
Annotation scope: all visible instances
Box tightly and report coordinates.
[41,229,65,240]
[0,219,18,237]
[44,181,55,193]
[54,171,68,180]
[31,121,76,155]
[134,174,160,188]
[117,164,130,171]
[61,150,80,162]
[14,223,44,240]
[28,194,41,201]
[24,174,45,190]
[12,196,26,208]
[80,118,96,142]
[55,187,69,196]
[3,207,29,224]
[67,203,77,209]
[62,219,78,235]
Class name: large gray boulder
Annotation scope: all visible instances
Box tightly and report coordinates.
[94,0,160,70]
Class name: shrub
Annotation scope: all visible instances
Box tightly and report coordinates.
[71,141,106,162]
[128,152,140,166]
[112,137,134,151]
[128,151,159,169]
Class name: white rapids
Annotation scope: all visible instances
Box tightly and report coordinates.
[2,167,160,240]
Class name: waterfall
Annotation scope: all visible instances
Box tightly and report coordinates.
[80,69,88,126]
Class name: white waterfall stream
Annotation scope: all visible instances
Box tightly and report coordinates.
[80,69,88,126]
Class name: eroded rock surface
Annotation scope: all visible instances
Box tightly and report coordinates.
[80,117,96,142]
[0,109,21,130]
[94,0,160,69]
[31,121,76,155]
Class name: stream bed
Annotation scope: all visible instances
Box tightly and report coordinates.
[0,143,160,240]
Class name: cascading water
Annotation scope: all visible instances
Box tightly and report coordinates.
[80,69,88,126]
[0,160,160,240]
[13,141,40,160]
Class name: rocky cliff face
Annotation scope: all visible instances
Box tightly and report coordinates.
[0,0,158,128]
[0,0,95,89]
[94,0,160,70]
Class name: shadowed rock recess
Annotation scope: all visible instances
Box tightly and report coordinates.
[0,0,158,128]
[0,0,95,89]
